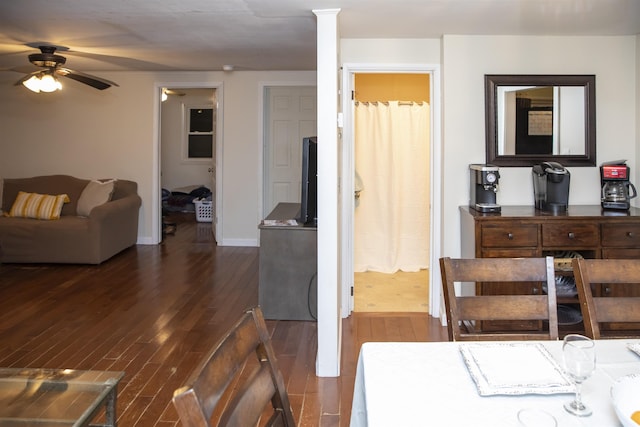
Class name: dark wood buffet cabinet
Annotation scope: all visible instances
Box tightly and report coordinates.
[460,205,640,334]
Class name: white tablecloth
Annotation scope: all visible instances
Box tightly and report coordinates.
[350,339,640,427]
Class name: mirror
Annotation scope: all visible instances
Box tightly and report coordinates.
[485,74,596,167]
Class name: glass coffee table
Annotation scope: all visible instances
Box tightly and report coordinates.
[0,368,125,426]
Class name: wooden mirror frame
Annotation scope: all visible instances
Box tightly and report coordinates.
[485,74,596,167]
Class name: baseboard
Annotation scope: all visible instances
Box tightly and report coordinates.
[219,238,258,247]
[137,236,156,245]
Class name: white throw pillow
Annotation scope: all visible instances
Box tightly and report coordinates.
[77,179,116,217]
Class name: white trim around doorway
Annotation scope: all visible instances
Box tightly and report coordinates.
[153,81,224,245]
[340,63,443,321]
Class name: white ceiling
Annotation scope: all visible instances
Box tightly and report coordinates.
[1,0,639,74]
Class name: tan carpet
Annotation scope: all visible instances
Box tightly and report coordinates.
[354,269,429,312]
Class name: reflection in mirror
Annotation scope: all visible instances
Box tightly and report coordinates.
[486,75,596,167]
[497,86,585,156]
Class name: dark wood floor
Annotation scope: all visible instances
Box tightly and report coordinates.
[0,212,447,426]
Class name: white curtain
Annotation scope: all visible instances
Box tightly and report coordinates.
[354,101,430,273]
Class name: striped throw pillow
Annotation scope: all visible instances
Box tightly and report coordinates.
[9,191,70,220]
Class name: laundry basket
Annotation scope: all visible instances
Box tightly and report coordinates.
[194,200,213,223]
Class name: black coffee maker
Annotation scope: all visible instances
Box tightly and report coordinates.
[601,160,637,210]
[469,164,501,213]
[532,162,570,213]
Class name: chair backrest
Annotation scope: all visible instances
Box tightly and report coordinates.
[572,258,640,339]
[172,307,296,427]
[439,256,558,341]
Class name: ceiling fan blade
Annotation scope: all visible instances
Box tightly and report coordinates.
[11,64,40,73]
[56,67,119,90]
[0,51,33,70]
[66,49,177,71]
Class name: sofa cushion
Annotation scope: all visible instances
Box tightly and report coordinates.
[3,175,89,216]
[9,191,70,220]
[77,180,115,217]
[0,215,93,263]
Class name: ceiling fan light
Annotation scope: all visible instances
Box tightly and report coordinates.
[39,74,60,92]
[22,75,42,93]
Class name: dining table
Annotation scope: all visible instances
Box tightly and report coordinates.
[350,339,640,427]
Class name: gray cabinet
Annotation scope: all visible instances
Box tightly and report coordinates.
[259,203,317,321]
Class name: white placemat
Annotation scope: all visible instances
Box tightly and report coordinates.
[460,342,575,396]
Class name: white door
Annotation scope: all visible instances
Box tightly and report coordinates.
[264,86,317,216]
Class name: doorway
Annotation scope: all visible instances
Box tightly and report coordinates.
[352,73,430,312]
[340,64,443,319]
[159,86,221,241]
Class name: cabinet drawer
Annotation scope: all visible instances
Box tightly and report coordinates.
[601,223,640,247]
[482,249,539,258]
[542,223,599,247]
[602,248,640,258]
[481,224,538,247]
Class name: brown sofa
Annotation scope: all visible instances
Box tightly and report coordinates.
[0,175,141,264]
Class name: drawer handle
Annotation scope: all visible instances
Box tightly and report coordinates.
[507,233,514,240]
[627,232,635,238]
[532,288,539,295]
[568,232,575,239]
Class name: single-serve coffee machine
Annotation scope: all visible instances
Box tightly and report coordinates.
[469,164,501,213]
[601,160,637,210]
[532,161,570,213]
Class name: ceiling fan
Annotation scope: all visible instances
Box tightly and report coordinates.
[14,45,119,92]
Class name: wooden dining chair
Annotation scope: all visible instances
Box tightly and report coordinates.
[572,258,640,339]
[172,306,296,427]
[439,256,558,341]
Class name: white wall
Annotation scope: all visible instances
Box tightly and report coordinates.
[341,38,441,64]
[0,72,155,237]
[442,35,637,259]
[337,35,637,324]
[0,70,315,245]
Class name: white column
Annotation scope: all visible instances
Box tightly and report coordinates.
[313,8,341,377]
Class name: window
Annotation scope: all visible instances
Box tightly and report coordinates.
[185,106,214,160]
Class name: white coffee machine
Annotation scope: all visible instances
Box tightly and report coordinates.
[469,164,501,213]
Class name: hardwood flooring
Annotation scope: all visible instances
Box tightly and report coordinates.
[0,213,447,426]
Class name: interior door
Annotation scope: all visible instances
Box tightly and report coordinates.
[264,86,317,216]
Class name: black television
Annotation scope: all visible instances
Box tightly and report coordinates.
[299,136,317,226]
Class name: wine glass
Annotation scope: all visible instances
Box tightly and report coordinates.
[563,334,596,416]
